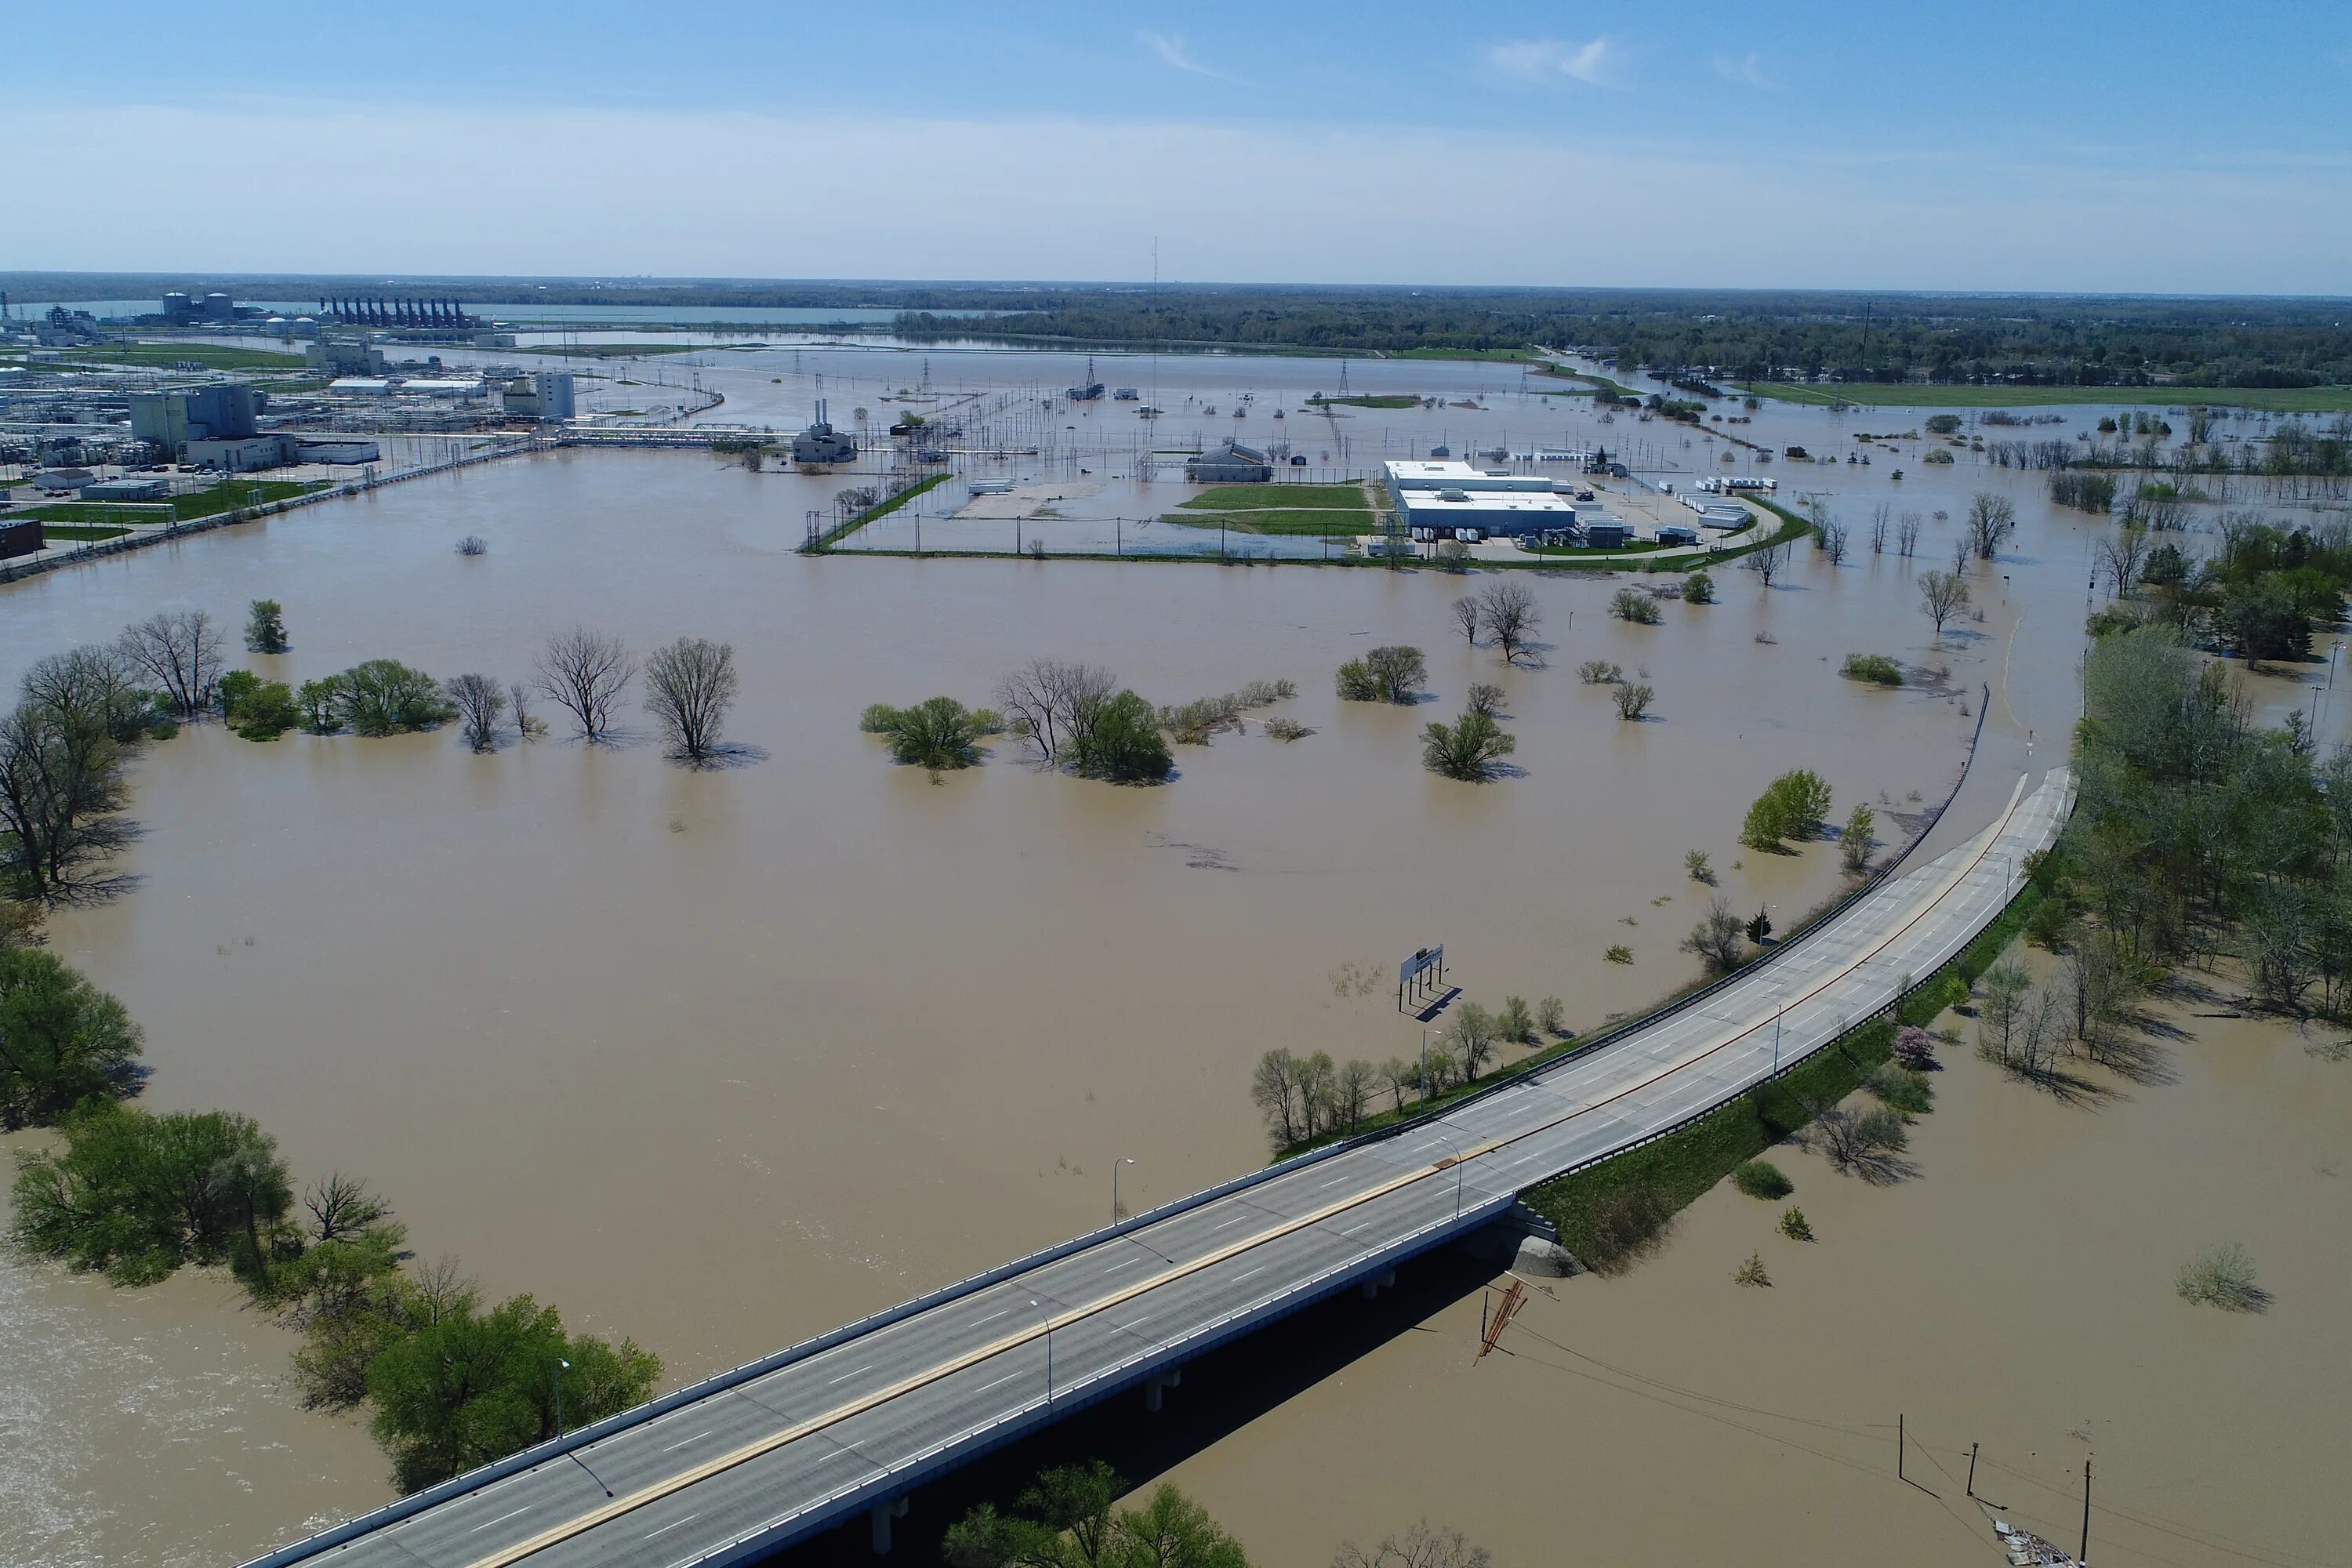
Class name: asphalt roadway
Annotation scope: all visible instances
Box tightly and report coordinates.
[250,767,2072,1568]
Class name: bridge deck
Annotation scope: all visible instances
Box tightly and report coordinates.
[251,769,2071,1568]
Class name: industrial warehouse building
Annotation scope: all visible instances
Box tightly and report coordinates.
[1382,459,1577,541]
[1185,440,1272,483]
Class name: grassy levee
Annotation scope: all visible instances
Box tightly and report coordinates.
[1167,510,1373,536]
[1522,878,2045,1267]
[803,470,954,552]
[1306,394,1421,409]
[1744,379,2352,413]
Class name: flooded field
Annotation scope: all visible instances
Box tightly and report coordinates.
[1159,985,2352,1568]
[0,345,2339,1565]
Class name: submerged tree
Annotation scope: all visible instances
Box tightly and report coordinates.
[118,609,225,720]
[245,599,289,655]
[443,674,506,753]
[1421,709,1516,781]
[0,948,143,1129]
[535,628,635,743]
[1475,579,1541,663]
[643,637,739,764]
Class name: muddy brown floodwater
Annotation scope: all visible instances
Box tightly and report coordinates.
[0,351,2334,1565]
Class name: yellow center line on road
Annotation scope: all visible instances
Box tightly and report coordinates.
[467,774,2042,1568]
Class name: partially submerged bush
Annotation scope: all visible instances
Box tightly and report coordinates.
[1841,653,1903,687]
[1421,709,1515,781]
[1610,587,1662,625]
[1337,645,1426,703]
[1577,659,1624,685]
[1733,1160,1793,1200]
[1740,768,1832,851]
[1684,570,1716,604]
[1613,682,1654,720]
[1263,717,1313,742]
[2176,1243,2267,1312]
[1778,1206,1814,1241]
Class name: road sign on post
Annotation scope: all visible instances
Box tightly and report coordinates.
[1399,946,1446,1013]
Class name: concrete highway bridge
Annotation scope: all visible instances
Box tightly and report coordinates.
[245,768,2072,1568]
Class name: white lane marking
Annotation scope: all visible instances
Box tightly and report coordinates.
[642,1513,701,1541]
[1115,1316,1153,1334]
[825,1364,873,1386]
[1210,1215,1249,1231]
[1317,1175,1353,1189]
[971,1308,1011,1327]
[1235,1266,1266,1282]
[660,1430,713,1454]
[975,1370,1027,1394]
[1101,1258,1138,1273]
[1341,1223,1373,1236]
[471,1505,532,1533]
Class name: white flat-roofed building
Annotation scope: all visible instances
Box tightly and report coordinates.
[1399,487,1577,542]
[328,377,394,397]
[399,378,485,397]
[1383,459,1552,495]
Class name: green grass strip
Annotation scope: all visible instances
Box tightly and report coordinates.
[803,470,954,551]
[1521,879,2045,1262]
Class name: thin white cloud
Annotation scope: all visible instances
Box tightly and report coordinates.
[1712,51,1774,89]
[1486,37,1616,86]
[1139,31,1236,83]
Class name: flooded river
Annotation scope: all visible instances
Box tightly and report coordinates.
[0,347,2336,1564]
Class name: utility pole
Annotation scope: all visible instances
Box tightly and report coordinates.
[1965,1442,1978,1498]
[2080,1457,2092,1565]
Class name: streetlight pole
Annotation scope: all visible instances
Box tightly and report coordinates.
[1773,1005,1784,1076]
[554,1357,570,1439]
[1112,1157,1134,1225]
[1029,1299,1052,1403]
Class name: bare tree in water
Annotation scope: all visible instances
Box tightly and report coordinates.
[535,628,635,742]
[643,638,739,764]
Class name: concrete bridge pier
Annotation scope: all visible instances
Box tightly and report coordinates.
[870,1497,909,1554]
[1360,1268,1397,1300]
[1143,1367,1183,1413]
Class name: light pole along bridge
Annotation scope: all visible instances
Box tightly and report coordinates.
[245,768,2072,1568]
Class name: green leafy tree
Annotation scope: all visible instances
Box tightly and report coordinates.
[1421,709,1516,781]
[1739,769,1832,851]
[2215,575,2309,668]
[1070,691,1173,782]
[0,947,143,1128]
[298,677,346,734]
[365,1293,659,1494]
[884,696,990,770]
[1684,570,1716,604]
[942,1463,1249,1568]
[245,600,289,654]
[335,660,456,736]
[9,1103,292,1284]
[1841,804,1876,874]
[1336,645,1426,703]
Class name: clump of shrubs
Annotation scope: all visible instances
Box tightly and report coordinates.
[1609,587,1662,625]
[219,670,299,741]
[1840,653,1903,687]
[1578,659,1624,685]
[861,696,1002,770]
[1733,1160,1793,1200]
[1336,645,1426,703]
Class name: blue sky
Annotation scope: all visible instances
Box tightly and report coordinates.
[11,1,2350,292]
